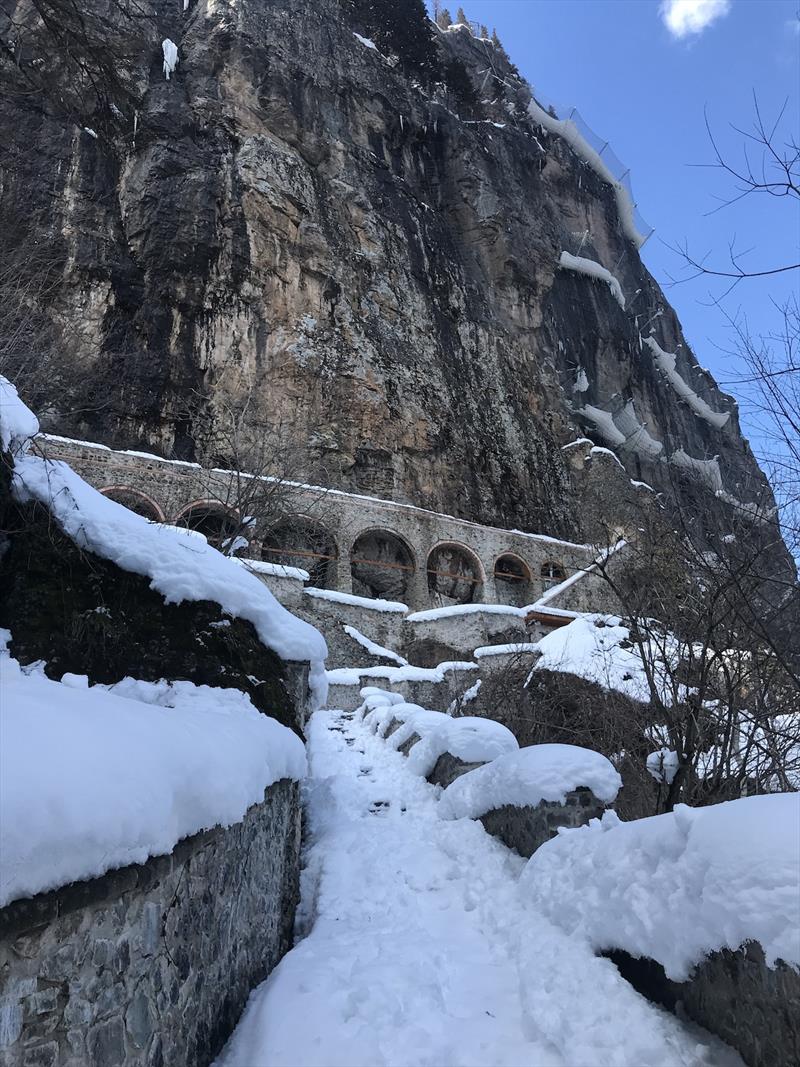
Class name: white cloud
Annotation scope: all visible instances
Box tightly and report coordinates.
[660,0,732,39]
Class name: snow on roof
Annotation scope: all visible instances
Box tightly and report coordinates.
[558,252,625,309]
[0,376,39,456]
[473,643,540,658]
[305,588,408,613]
[363,699,518,778]
[528,612,651,703]
[644,337,730,429]
[326,661,478,687]
[406,603,526,623]
[0,648,306,907]
[438,743,621,821]
[521,793,800,981]
[234,557,310,582]
[11,454,328,703]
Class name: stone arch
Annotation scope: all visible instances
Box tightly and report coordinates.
[494,553,533,607]
[427,542,483,606]
[350,528,415,603]
[100,485,165,523]
[261,516,338,588]
[174,500,240,550]
[540,559,567,592]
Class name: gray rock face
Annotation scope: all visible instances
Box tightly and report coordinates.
[0,0,776,540]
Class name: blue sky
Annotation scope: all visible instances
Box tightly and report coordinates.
[430,0,799,452]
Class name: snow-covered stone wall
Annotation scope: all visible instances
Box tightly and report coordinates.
[0,779,300,1067]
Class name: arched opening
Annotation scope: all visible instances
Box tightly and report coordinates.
[174,501,240,551]
[427,543,482,606]
[262,518,338,588]
[541,560,567,592]
[350,529,414,603]
[100,486,164,523]
[494,554,533,607]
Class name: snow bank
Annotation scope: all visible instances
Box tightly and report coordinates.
[521,794,800,980]
[528,99,647,248]
[304,587,408,614]
[364,700,518,778]
[530,613,651,703]
[0,376,39,455]
[327,661,478,687]
[559,252,625,309]
[644,338,730,429]
[343,625,408,666]
[0,650,306,907]
[11,455,328,703]
[439,744,621,821]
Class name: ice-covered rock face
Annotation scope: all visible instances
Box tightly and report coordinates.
[0,0,777,542]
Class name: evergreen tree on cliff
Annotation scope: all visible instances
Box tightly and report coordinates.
[343,0,439,79]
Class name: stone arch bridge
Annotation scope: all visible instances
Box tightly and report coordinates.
[40,435,600,616]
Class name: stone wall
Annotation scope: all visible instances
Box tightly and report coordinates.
[607,943,800,1067]
[0,780,300,1067]
[479,790,608,858]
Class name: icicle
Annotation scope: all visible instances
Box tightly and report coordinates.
[162,39,179,81]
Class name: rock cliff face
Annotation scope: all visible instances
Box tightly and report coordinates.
[0,0,777,540]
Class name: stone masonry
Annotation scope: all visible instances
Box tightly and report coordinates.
[0,779,300,1067]
[479,789,608,858]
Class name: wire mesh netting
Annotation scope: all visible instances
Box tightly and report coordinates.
[533,94,655,245]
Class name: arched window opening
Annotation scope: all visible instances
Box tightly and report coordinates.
[100,486,163,523]
[350,530,414,603]
[427,543,482,606]
[176,503,240,551]
[262,518,338,588]
[494,554,532,607]
[541,560,567,592]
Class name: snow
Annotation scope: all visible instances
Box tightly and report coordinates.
[644,338,730,428]
[353,32,378,51]
[530,613,652,703]
[670,449,724,494]
[561,437,594,451]
[304,587,408,614]
[0,646,306,907]
[162,39,179,80]
[576,404,627,447]
[589,445,625,469]
[528,98,649,248]
[233,557,310,582]
[573,368,589,392]
[343,625,408,666]
[0,376,39,456]
[215,709,735,1067]
[559,252,625,309]
[407,603,526,623]
[438,743,621,821]
[614,401,664,459]
[11,454,328,705]
[532,540,626,610]
[473,643,540,658]
[522,794,800,981]
[448,677,481,713]
[82,127,97,139]
[364,700,519,778]
[157,523,208,543]
[647,747,680,785]
[326,661,478,687]
[631,479,655,491]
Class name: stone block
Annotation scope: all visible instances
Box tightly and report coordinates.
[479,788,607,858]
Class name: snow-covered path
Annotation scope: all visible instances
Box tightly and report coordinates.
[216,710,741,1067]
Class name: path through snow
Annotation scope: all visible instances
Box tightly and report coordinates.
[215,710,742,1067]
